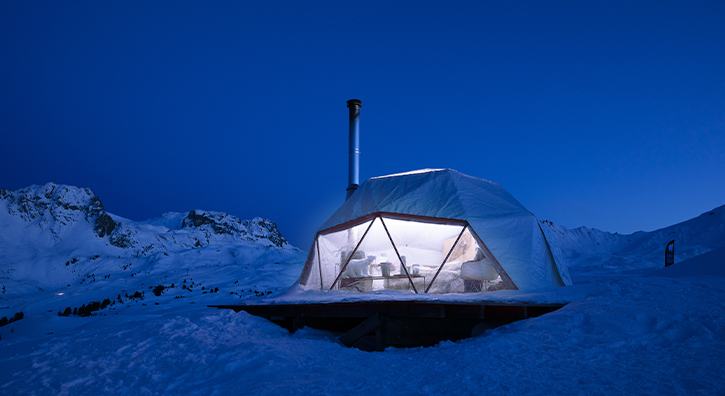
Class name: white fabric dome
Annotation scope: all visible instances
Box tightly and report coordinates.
[302,169,571,291]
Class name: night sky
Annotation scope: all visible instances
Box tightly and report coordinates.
[2,1,724,249]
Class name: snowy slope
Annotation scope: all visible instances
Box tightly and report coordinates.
[617,205,725,263]
[0,183,305,324]
[541,204,725,281]
[1,251,723,395]
[650,245,725,279]
[1,183,724,395]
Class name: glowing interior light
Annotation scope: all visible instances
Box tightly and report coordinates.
[309,215,506,294]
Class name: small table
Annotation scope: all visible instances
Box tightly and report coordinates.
[339,274,426,292]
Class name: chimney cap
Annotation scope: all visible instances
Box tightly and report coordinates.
[347,99,362,108]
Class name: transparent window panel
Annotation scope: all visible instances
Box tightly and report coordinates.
[299,241,322,290]
[426,227,510,294]
[316,216,511,294]
[318,219,374,290]
[384,221,510,294]
[381,217,461,293]
[340,218,405,292]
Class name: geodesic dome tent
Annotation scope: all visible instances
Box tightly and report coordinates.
[298,169,571,294]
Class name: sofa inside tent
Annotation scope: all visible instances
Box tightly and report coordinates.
[297,169,571,294]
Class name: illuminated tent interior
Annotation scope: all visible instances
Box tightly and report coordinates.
[303,213,510,293]
[297,169,572,294]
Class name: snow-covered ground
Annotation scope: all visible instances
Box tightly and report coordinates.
[1,184,724,395]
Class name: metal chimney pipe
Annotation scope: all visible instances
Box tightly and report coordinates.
[346,99,361,200]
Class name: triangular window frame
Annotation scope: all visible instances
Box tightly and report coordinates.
[302,212,517,293]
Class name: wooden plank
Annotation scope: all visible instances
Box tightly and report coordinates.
[216,301,443,319]
[209,301,565,321]
[338,313,380,346]
[526,305,561,317]
[442,304,484,319]
[483,304,527,321]
[209,300,567,350]
[292,316,305,331]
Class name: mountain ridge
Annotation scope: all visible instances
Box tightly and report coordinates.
[541,203,725,276]
[2,181,723,296]
[0,183,296,291]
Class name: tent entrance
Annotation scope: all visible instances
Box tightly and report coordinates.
[300,213,512,294]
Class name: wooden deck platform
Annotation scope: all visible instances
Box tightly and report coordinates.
[210,300,566,351]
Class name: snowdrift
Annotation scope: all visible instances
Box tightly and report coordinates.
[649,245,725,278]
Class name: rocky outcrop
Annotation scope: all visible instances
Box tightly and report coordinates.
[1,184,291,254]
[244,217,288,248]
[182,210,241,235]
[95,212,117,238]
[108,223,139,249]
[182,210,288,248]
[1,183,117,237]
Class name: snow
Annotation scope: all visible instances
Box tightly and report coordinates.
[3,272,724,395]
[370,168,448,179]
[541,204,725,282]
[1,184,725,395]
[650,245,725,279]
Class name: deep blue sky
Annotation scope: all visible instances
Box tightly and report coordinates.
[2,1,724,248]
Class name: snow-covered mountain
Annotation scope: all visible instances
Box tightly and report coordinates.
[0,182,289,250]
[0,183,304,312]
[541,204,725,280]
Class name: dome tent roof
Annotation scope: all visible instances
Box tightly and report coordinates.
[317,169,571,290]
